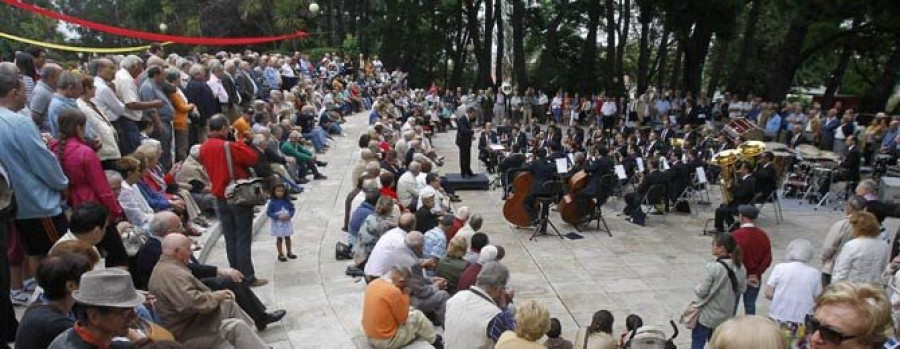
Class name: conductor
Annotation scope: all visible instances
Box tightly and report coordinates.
[456,107,477,177]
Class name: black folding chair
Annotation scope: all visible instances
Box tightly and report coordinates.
[642,184,668,221]
[531,180,565,241]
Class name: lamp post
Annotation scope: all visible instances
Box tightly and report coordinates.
[309,2,320,15]
[158,23,168,33]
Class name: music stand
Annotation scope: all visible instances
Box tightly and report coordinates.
[530,180,565,241]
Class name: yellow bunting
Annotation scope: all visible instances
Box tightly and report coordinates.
[0,31,169,54]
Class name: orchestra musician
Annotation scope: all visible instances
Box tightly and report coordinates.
[666,150,690,205]
[659,123,676,145]
[510,125,528,153]
[644,131,665,158]
[683,125,700,147]
[477,122,500,173]
[713,161,756,232]
[623,158,667,225]
[524,148,557,225]
[574,148,615,216]
[754,152,778,202]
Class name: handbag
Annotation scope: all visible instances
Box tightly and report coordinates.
[224,142,268,206]
[680,260,739,329]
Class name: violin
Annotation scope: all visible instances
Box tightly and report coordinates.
[502,172,534,227]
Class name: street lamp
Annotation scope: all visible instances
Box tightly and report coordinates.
[158,23,168,33]
[309,2,320,15]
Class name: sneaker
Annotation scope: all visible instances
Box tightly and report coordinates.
[10,290,29,306]
[23,278,37,293]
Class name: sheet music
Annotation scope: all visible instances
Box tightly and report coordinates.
[636,157,645,173]
[660,156,670,170]
[567,153,575,165]
[555,158,569,174]
[614,165,627,180]
[696,167,708,184]
[488,144,505,151]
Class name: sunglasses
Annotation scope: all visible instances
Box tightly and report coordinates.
[806,314,858,345]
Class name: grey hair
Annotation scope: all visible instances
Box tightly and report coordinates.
[188,64,206,78]
[784,239,815,263]
[456,206,470,220]
[847,195,866,211]
[360,148,374,161]
[120,55,144,71]
[385,264,412,279]
[87,59,107,76]
[40,64,62,80]
[361,178,379,192]
[104,170,123,182]
[0,67,21,98]
[164,68,181,83]
[149,212,179,236]
[365,161,381,176]
[405,230,424,249]
[251,134,268,147]
[57,71,80,89]
[858,179,877,194]
[189,144,201,159]
[469,214,483,230]
[208,59,224,73]
[223,59,236,71]
[476,261,509,288]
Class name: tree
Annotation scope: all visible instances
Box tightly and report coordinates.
[511,0,528,89]
[578,0,601,95]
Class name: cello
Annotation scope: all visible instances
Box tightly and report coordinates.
[558,170,595,225]
[502,172,534,227]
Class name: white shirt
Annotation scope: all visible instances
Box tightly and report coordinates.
[601,101,617,116]
[417,185,449,214]
[113,69,143,122]
[77,98,120,161]
[364,227,408,276]
[207,74,229,104]
[118,182,154,233]
[397,171,422,207]
[766,261,822,323]
[92,76,125,122]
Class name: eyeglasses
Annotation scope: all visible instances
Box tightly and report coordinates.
[806,314,858,345]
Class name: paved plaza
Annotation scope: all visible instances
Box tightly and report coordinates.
[201,111,898,348]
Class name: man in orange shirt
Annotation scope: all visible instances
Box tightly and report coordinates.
[362,266,439,348]
[231,107,253,142]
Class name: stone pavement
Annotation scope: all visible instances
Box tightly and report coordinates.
[203,111,898,348]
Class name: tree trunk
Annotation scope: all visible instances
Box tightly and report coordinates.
[764,19,808,102]
[578,0,601,95]
[727,0,763,94]
[537,0,569,91]
[706,36,729,98]
[512,0,527,89]
[860,47,900,113]
[636,0,653,95]
[478,0,494,88]
[494,0,503,87]
[654,26,670,92]
[681,22,713,97]
[335,0,345,46]
[604,0,616,95]
[668,36,683,91]
[615,0,630,97]
[325,0,334,46]
[360,0,370,55]
[822,18,861,108]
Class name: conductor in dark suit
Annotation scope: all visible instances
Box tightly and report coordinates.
[623,159,667,222]
[524,148,556,223]
[714,161,756,232]
[456,107,477,177]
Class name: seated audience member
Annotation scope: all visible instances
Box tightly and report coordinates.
[15,253,92,349]
[116,156,156,233]
[464,232,489,264]
[436,235,470,294]
[424,215,453,261]
[148,234,269,348]
[709,315,785,349]
[496,300,551,349]
[544,318,574,349]
[49,203,108,260]
[174,145,216,217]
[808,282,894,348]
[362,265,440,348]
[48,269,150,348]
[457,245,499,293]
[282,130,327,181]
[350,196,399,274]
[415,191,441,232]
[448,207,469,240]
[574,310,617,349]
[135,212,285,330]
[364,213,417,278]
[397,161,423,209]
[444,262,516,346]
[456,213,483,249]
[348,182,380,250]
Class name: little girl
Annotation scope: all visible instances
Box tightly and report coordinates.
[266,184,296,262]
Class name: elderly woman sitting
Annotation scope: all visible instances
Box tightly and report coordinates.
[765,239,822,347]
[131,142,204,235]
[496,300,551,348]
[173,144,217,217]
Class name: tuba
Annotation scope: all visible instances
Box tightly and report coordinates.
[738,140,766,169]
[711,149,741,203]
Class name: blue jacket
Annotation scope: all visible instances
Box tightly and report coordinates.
[349,201,375,236]
[0,108,68,219]
[266,198,295,219]
[136,182,172,211]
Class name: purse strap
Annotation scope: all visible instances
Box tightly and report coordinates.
[694,260,738,308]
[224,141,235,182]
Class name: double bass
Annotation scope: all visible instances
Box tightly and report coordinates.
[558,170,595,225]
[503,172,534,227]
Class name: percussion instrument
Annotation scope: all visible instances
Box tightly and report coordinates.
[818,151,840,163]
[724,117,764,143]
[503,172,534,227]
[796,144,827,161]
[765,142,789,152]
[558,170,595,225]
[771,150,793,178]
[738,140,767,158]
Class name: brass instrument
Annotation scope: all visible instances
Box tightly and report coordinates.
[711,149,741,203]
[738,140,767,169]
[672,138,685,149]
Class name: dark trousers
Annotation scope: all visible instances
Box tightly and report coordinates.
[214,199,257,284]
[0,214,17,344]
[116,118,142,156]
[151,121,174,170]
[623,192,642,216]
[98,224,129,268]
[459,143,474,176]
[715,204,738,232]
[201,276,267,328]
[297,159,321,178]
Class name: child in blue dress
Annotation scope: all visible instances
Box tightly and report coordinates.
[266,184,296,262]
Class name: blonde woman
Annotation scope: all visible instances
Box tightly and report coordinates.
[435,235,470,294]
[496,300,550,348]
[709,315,785,349]
[832,212,888,284]
[807,282,894,348]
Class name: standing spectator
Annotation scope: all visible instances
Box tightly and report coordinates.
[832,211,888,284]
[362,265,439,348]
[139,66,175,169]
[266,184,296,262]
[207,60,231,118]
[764,239,822,347]
[165,68,195,162]
[821,195,865,287]
[731,205,772,315]
[0,65,70,280]
[444,261,516,347]
[29,63,62,131]
[14,52,37,103]
[115,55,164,155]
[47,71,83,138]
[78,74,120,169]
[184,63,219,145]
[691,233,747,348]
[88,59,126,165]
[199,114,266,287]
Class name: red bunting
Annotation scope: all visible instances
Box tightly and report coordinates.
[3,0,309,46]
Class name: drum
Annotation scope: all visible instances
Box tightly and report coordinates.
[771,150,793,178]
[796,144,822,160]
[765,142,789,153]
[819,151,840,163]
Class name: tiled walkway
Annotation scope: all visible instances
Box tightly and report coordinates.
[204,111,885,348]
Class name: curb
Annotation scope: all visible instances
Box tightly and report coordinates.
[198,208,269,263]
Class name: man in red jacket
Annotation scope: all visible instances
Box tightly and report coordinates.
[199,114,267,287]
[731,205,771,315]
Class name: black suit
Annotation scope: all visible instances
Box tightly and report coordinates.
[524,157,557,220]
[788,131,806,149]
[135,238,269,328]
[715,174,756,231]
[235,71,255,107]
[842,145,861,183]
[624,169,667,217]
[512,131,528,153]
[222,73,240,106]
[575,157,615,213]
[754,162,778,201]
[667,160,690,202]
[456,116,475,176]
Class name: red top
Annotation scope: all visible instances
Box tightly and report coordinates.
[448,217,464,240]
[199,138,258,199]
[379,186,398,200]
[456,262,483,292]
[50,137,123,220]
[733,225,772,278]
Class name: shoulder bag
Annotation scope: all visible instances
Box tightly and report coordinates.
[224,142,268,206]
[680,260,739,329]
